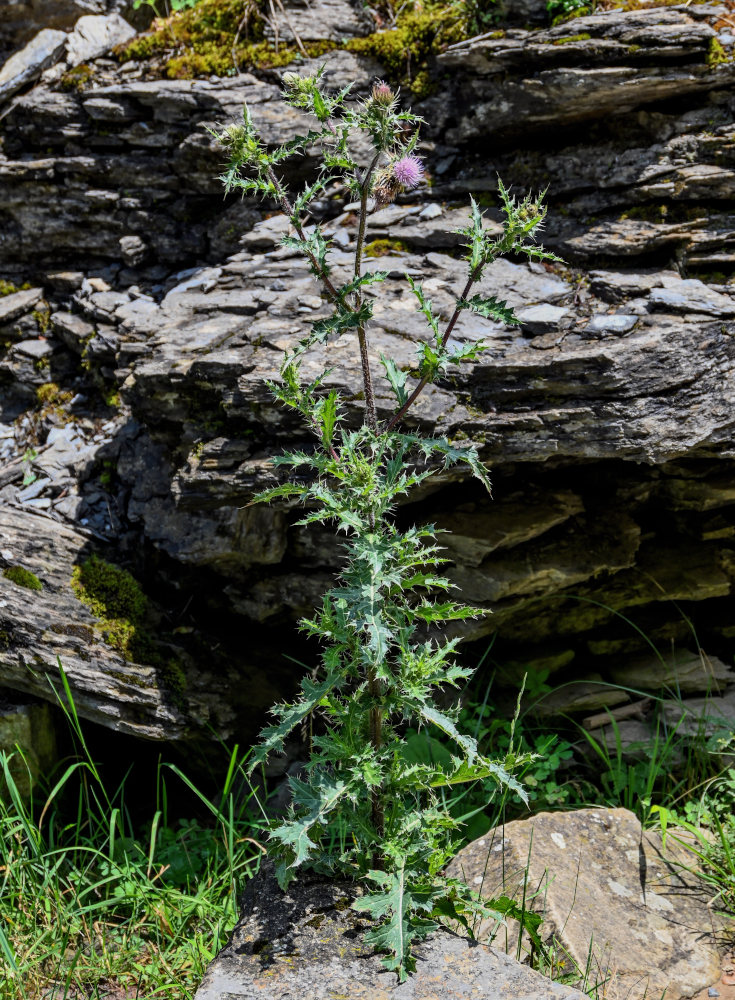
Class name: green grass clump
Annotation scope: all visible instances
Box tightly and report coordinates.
[0,670,265,1000]
[71,555,148,660]
[3,566,43,591]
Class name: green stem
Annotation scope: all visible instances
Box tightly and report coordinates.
[383,270,478,432]
[266,165,340,303]
[353,152,382,434]
[368,663,384,857]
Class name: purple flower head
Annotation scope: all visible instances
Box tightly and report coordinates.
[392,155,424,190]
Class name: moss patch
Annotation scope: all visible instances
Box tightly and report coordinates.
[60,63,95,92]
[347,2,468,98]
[3,566,42,591]
[71,555,148,661]
[36,383,73,424]
[707,37,730,68]
[119,0,336,79]
[552,32,591,44]
[364,238,410,257]
[70,556,190,706]
[0,279,32,297]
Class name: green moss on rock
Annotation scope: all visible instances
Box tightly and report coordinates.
[71,555,147,660]
[364,238,409,257]
[119,0,335,79]
[347,2,467,98]
[707,37,729,68]
[0,279,32,297]
[552,32,591,44]
[3,566,42,591]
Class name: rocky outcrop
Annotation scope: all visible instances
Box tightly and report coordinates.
[193,861,589,1000]
[0,2,148,61]
[447,808,729,1000]
[1,0,735,744]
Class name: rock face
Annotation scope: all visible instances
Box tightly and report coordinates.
[447,808,727,1000]
[0,2,148,61]
[0,28,67,103]
[1,0,735,744]
[0,697,56,798]
[0,504,287,743]
[193,862,589,1000]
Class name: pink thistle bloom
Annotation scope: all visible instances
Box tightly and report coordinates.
[392,155,424,190]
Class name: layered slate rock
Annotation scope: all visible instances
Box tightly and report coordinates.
[193,862,589,1000]
[447,808,727,1000]
[0,505,283,742]
[1,0,735,741]
[0,28,67,104]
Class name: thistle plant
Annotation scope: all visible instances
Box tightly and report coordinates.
[216,71,558,980]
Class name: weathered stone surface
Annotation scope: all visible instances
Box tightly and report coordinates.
[0,28,67,103]
[532,674,630,718]
[0,697,57,798]
[0,2,145,59]
[609,648,734,694]
[438,7,734,139]
[662,687,735,738]
[65,14,136,67]
[0,287,43,330]
[447,808,727,1000]
[0,505,284,743]
[194,862,589,1000]
[264,0,374,44]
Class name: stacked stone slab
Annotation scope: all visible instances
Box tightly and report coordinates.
[0,1,735,745]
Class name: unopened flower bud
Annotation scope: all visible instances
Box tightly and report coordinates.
[371,81,394,106]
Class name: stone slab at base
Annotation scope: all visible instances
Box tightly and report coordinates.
[194,863,589,1000]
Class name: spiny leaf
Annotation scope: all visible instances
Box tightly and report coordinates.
[270,770,351,868]
[429,758,528,803]
[250,483,307,505]
[459,293,519,326]
[247,672,342,773]
[352,859,435,981]
[416,704,478,765]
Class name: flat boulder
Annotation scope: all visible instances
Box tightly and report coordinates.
[447,808,726,1000]
[194,862,589,1000]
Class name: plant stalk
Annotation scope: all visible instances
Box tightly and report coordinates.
[353,153,381,434]
[383,271,478,432]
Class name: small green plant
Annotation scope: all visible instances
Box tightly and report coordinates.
[216,71,558,979]
[546,0,589,21]
[20,447,37,487]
